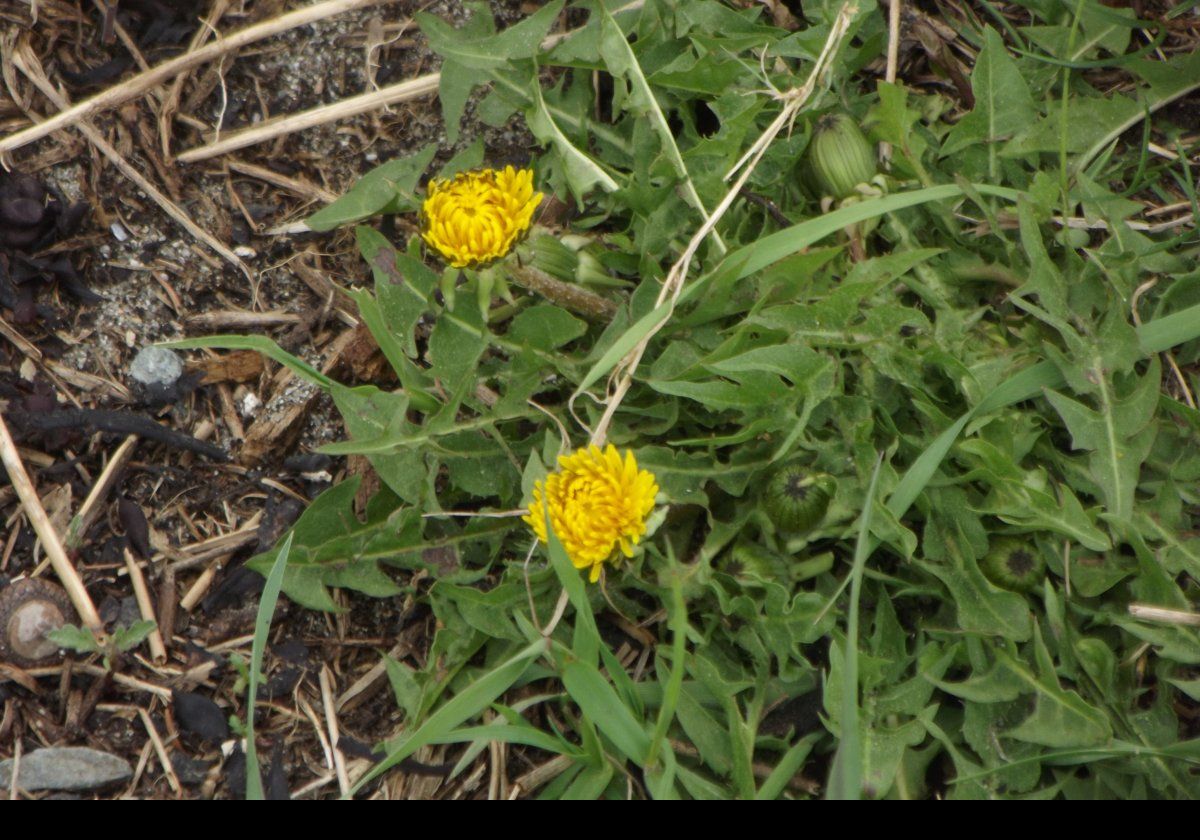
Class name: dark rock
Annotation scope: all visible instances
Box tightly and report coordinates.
[169,751,213,787]
[265,742,290,800]
[201,565,264,613]
[224,745,246,798]
[272,639,309,666]
[0,198,45,228]
[258,666,302,701]
[117,596,142,630]
[282,453,333,474]
[255,494,305,553]
[759,689,823,737]
[173,689,230,744]
[118,497,152,559]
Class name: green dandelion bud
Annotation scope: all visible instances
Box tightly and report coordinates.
[981,538,1045,592]
[806,113,876,201]
[763,465,834,534]
[530,234,579,283]
[574,250,620,288]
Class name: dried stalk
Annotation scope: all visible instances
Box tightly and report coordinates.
[67,435,137,550]
[179,563,220,612]
[123,548,167,662]
[159,0,233,161]
[185,310,303,330]
[177,74,439,163]
[138,708,182,793]
[1128,604,1200,627]
[320,666,351,796]
[227,159,339,203]
[0,411,103,632]
[880,0,902,165]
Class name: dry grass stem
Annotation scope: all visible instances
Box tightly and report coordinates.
[0,412,103,631]
[123,547,168,662]
[227,159,340,203]
[176,74,439,163]
[881,0,902,164]
[138,707,182,793]
[1128,604,1200,627]
[68,435,137,549]
[319,665,351,796]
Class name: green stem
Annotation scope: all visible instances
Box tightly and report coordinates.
[1058,0,1088,219]
[507,263,619,322]
[948,261,1022,287]
[646,571,687,769]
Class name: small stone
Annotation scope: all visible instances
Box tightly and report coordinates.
[169,751,213,787]
[173,689,230,744]
[117,596,142,629]
[129,345,183,389]
[240,391,261,418]
[0,747,133,792]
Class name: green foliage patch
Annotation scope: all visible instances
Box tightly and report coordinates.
[181,0,1200,799]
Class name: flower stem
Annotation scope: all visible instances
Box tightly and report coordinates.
[506,263,618,322]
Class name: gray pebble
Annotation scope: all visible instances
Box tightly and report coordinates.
[0,747,133,791]
[129,345,183,388]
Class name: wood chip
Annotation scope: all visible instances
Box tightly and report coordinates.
[240,328,357,464]
[190,350,267,385]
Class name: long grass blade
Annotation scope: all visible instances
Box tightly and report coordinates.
[245,531,293,800]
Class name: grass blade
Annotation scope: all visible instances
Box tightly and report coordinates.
[544,508,602,666]
[646,570,687,769]
[166,335,335,390]
[245,531,293,800]
[826,455,883,801]
[561,657,652,766]
[728,184,1023,280]
[352,638,548,794]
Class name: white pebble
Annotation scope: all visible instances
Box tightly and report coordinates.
[240,392,262,418]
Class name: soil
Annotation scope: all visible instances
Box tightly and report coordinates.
[0,0,539,799]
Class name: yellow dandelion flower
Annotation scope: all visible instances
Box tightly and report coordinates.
[524,445,659,583]
[420,165,542,269]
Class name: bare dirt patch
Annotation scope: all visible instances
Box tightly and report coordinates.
[1,0,535,799]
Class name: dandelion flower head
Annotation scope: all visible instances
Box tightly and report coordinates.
[524,445,659,582]
[421,165,542,269]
